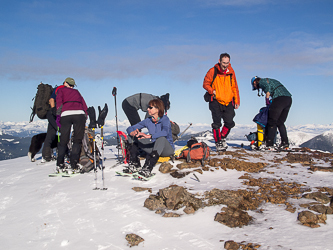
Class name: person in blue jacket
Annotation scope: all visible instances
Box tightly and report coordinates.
[124,98,174,178]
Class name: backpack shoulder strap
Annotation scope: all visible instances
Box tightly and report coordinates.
[211,67,218,86]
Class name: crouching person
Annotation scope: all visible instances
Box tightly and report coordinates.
[124,99,174,178]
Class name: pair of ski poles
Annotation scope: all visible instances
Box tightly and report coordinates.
[88,104,108,191]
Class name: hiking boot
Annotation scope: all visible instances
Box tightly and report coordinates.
[137,166,153,178]
[41,157,51,163]
[216,139,228,152]
[123,162,141,174]
[265,146,277,152]
[136,150,159,177]
[56,163,66,173]
[278,143,290,151]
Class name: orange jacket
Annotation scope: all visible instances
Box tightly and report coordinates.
[203,63,240,106]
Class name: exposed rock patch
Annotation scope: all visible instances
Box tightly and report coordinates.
[144,185,203,214]
[302,191,331,204]
[208,157,267,172]
[125,233,144,247]
[215,207,253,228]
[297,211,327,228]
[132,187,152,193]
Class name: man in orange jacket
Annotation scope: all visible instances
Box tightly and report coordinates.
[203,53,240,151]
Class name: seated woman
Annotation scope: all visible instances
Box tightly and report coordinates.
[124,98,174,178]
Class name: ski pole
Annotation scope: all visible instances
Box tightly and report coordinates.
[92,128,99,190]
[174,123,192,143]
[100,126,107,190]
[112,87,120,159]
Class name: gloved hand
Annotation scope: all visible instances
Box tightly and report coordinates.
[87,106,97,129]
[265,98,271,106]
[97,103,108,128]
[56,115,61,128]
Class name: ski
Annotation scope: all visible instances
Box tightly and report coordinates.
[115,171,137,177]
[134,173,156,181]
[115,170,155,181]
[49,172,67,177]
[62,172,81,177]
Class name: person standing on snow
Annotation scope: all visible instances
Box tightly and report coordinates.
[41,83,66,163]
[56,77,88,172]
[203,53,240,151]
[251,76,292,151]
[122,93,170,126]
[124,98,174,178]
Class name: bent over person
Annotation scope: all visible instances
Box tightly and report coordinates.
[122,93,170,126]
[56,77,88,172]
[251,76,292,151]
[203,53,240,151]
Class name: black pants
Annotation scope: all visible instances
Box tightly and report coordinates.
[209,100,235,130]
[266,96,292,146]
[57,114,86,167]
[42,110,57,160]
[122,99,141,126]
[122,99,151,126]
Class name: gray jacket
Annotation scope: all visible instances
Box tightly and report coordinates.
[125,93,158,112]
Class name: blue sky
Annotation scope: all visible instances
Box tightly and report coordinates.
[1,0,332,126]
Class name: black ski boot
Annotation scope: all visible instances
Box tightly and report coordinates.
[123,143,141,174]
[138,150,159,178]
[56,163,66,173]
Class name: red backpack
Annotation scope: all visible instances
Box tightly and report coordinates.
[177,142,210,163]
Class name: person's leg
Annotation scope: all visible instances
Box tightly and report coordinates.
[42,122,56,161]
[152,137,174,157]
[136,137,154,154]
[122,140,142,173]
[122,99,141,126]
[138,137,174,178]
[70,114,86,168]
[57,116,72,166]
[266,97,285,147]
[209,100,223,146]
[276,97,292,146]
[220,102,235,138]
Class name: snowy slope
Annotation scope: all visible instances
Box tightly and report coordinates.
[1,140,333,250]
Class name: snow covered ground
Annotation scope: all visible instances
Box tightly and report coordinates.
[1,139,333,250]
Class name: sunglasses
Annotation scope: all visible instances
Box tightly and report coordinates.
[147,106,155,110]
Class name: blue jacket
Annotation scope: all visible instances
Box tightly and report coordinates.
[126,115,174,149]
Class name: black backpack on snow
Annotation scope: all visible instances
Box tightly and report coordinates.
[30,82,54,122]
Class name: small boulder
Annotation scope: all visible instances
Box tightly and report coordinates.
[125,233,144,247]
[214,207,253,228]
[224,240,239,250]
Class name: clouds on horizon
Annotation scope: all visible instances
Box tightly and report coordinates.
[1,30,333,83]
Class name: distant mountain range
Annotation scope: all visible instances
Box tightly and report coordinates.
[0,133,32,160]
[1,120,332,160]
[300,130,333,153]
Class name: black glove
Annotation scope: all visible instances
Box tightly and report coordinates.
[97,103,108,128]
[87,106,97,129]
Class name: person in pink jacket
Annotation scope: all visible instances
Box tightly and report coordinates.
[56,77,88,172]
